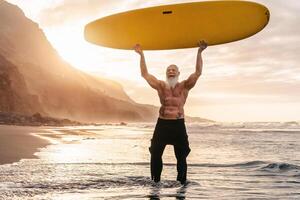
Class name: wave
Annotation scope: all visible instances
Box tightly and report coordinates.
[238,129,300,134]
[260,162,300,172]
[190,160,267,168]
[52,160,268,168]
[43,160,300,172]
[186,121,300,132]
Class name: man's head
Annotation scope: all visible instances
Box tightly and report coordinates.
[166,64,180,78]
[166,64,180,88]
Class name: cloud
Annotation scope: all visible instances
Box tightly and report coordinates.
[37,0,196,27]
[38,0,123,27]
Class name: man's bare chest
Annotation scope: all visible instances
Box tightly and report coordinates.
[159,86,187,101]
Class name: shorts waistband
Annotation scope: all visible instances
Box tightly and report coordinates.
[157,118,185,124]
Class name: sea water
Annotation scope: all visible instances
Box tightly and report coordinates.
[1,122,300,199]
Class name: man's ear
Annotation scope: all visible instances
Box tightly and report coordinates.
[178,71,180,76]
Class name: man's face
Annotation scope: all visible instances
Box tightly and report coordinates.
[166,65,179,78]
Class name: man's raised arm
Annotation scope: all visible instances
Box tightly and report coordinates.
[184,40,207,90]
[134,44,161,90]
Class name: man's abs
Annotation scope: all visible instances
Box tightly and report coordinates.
[159,106,184,119]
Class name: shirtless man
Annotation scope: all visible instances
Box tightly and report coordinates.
[134,41,207,184]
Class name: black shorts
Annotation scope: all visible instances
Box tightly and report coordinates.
[149,118,191,157]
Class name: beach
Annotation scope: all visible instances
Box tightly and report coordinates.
[0,125,50,165]
[1,122,300,199]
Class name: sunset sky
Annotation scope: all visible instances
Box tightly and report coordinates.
[7,0,300,122]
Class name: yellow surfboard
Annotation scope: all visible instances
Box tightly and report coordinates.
[84,1,270,50]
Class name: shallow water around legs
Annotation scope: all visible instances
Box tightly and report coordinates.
[1,122,300,199]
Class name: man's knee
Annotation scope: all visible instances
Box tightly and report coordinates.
[149,140,165,155]
[175,146,191,159]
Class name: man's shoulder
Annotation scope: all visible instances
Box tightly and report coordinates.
[178,80,188,88]
[158,80,166,87]
[153,80,166,91]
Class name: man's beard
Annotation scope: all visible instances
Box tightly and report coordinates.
[166,76,178,88]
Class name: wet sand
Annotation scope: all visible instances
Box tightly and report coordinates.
[0,125,50,165]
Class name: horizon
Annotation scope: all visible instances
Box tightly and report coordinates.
[6,0,300,122]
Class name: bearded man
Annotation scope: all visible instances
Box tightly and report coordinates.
[134,41,207,184]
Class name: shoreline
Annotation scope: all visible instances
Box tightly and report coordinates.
[0,125,52,165]
[0,124,104,165]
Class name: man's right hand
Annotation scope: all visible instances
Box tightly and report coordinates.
[134,44,143,55]
[197,40,207,53]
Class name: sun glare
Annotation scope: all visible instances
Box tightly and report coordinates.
[44,25,141,80]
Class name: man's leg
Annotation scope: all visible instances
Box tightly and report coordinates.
[149,142,166,183]
[174,144,190,184]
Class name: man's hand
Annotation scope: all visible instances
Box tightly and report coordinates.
[134,44,143,55]
[197,40,207,52]
[184,40,207,90]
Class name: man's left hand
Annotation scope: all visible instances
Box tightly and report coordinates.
[198,40,207,52]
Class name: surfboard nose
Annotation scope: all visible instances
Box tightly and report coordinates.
[84,22,96,46]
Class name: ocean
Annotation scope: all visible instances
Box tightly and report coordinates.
[1,121,300,199]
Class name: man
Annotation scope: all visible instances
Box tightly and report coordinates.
[134,41,207,184]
